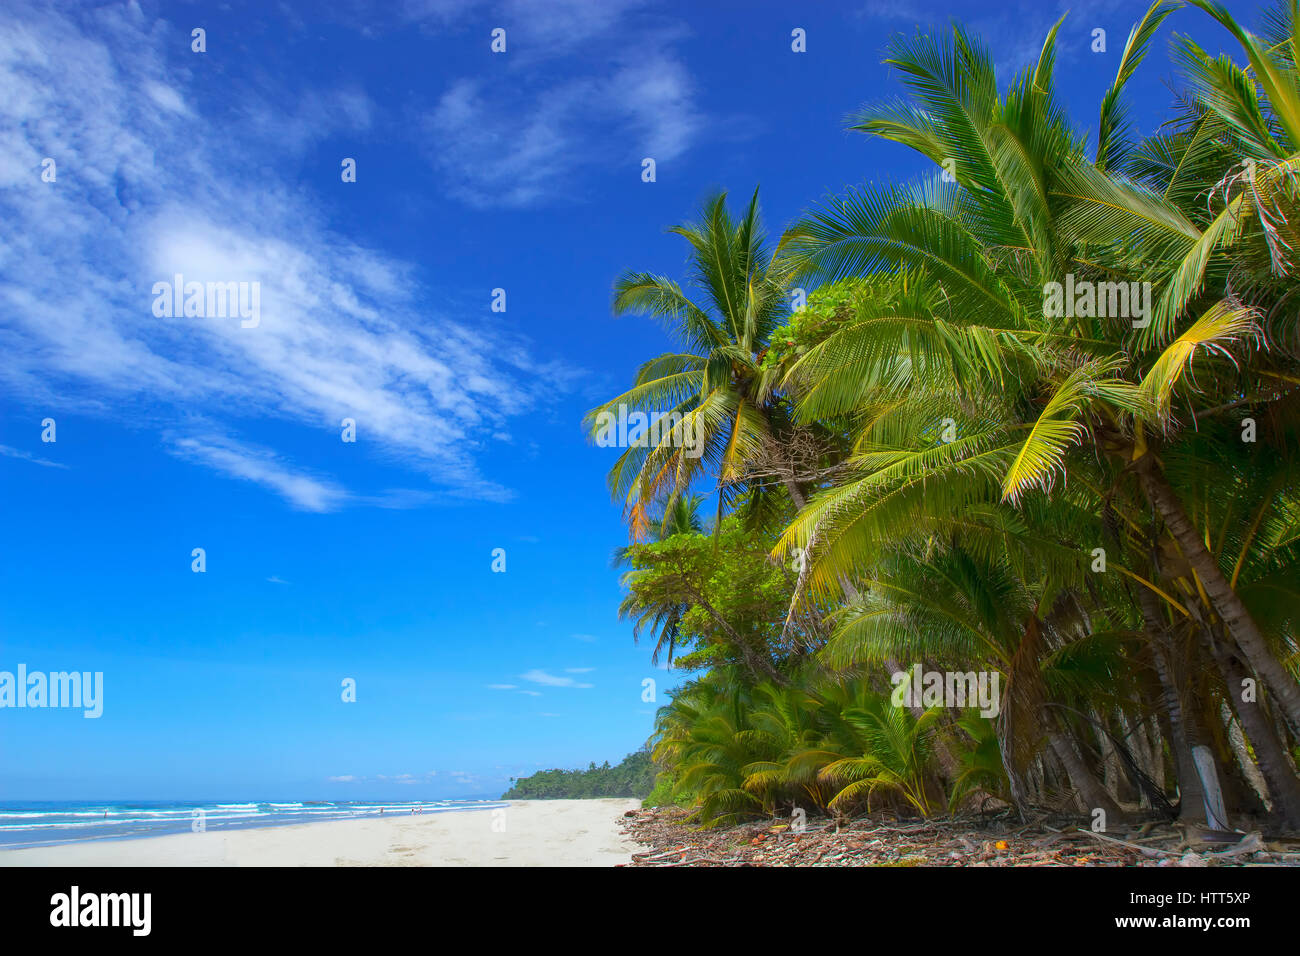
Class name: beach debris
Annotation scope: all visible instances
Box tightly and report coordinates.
[616,807,1298,867]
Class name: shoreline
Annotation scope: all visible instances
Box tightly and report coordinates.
[0,799,642,867]
[0,801,506,853]
[0,800,509,853]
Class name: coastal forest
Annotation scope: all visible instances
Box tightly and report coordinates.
[587,1,1300,831]
[502,751,656,800]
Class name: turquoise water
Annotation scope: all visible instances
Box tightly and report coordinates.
[0,800,508,850]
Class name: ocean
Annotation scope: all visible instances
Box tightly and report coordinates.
[0,800,508,850]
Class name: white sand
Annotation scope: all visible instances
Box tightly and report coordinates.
[0,799,642,867]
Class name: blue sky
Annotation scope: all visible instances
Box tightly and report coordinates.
[0,0,1258,801]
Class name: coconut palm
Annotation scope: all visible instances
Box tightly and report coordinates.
[1052,0,1300,729]
[613,494,706,666]
[625,0,1300,832]
[776,3,1300,753]
[585,188,807,539]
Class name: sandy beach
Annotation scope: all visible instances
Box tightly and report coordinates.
[0,799,642,867]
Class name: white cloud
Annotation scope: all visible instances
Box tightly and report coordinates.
[858,0,1114,76]
[606,53,700,161]
[143,80,189,116]
[499,0,647,52]
[0,444,68,468]
[428,78,591,208]
[420,5,703,208]
[0,1,576,507]
[168,434,349,512]
[237,85,374,155]
[402,0,647,53]
[520,668,593,688]
[398,0,484,26]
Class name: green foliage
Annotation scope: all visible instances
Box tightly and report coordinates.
[760,278,868,370]
[500,750,657,800]
[649,667,981,825]
[618,518,801,680]
[642,771,679,808]
[598,0,1300,830]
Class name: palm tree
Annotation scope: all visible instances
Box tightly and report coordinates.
[627,1,1300,832]
[613,494,706,666]
[1056,0,1300,731]
[651,669,774,826]
[764,4,1300,820]
[585,188,802,539]
[817,694,942,818]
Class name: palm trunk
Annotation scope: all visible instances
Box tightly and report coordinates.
[1145,635,1209,825]
[1092,708,1125,801]
[1207,636,1300,828]
[1047,715,1121,820]
[779,525,827,649]
[1221,701,1270,809]
[1135,455,1300,732]
[1117,709,1159,807]
[783,477,808,510]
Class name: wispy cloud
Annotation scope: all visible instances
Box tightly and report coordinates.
[168,434,349,512]
[496,0,649,53]
[0,444,68,469]
[0,1,576,507]
[419,2,704,207]
[376,771,439,784]
[520,668,593,688]
[857,0,1135,76]
[332,770,443,784]
[859,0,936,22]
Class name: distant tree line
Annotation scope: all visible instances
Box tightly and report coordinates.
[501,749,656,799]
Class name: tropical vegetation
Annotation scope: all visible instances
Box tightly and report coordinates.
[588,0,1300,831]
[501,750,657,800]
